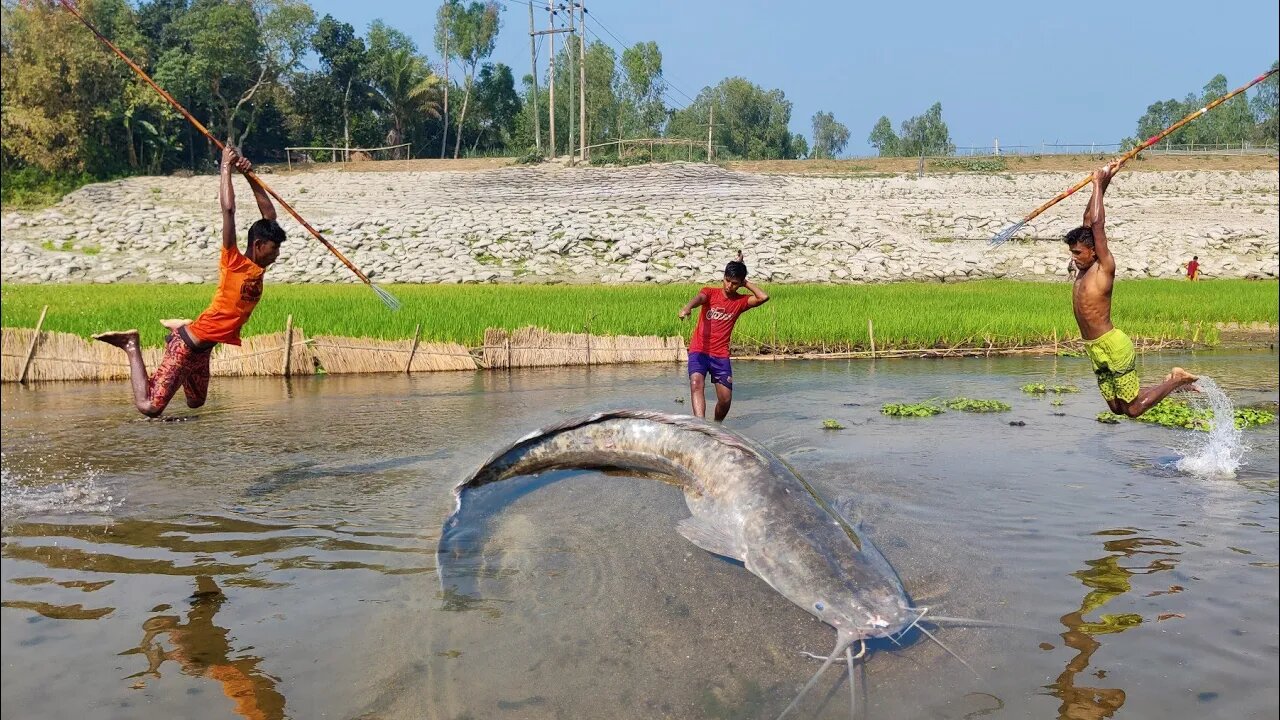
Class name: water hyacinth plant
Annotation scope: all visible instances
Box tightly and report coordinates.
[942,397,1012,412]
[1095,401,1276,431]
[882,402,944,417]
[1022,383,1080,395]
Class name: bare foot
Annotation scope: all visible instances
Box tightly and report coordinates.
[159,318,190,331]
[1167,367,1200,391]
[92,329,140,350]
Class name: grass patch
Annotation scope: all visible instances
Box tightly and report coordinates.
[882,402,944,417]
[0,279,1274,350]
[942,397,1011,412]
[930,157,1007,172]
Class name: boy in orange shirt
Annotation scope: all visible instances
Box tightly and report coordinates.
[94,145,284,417]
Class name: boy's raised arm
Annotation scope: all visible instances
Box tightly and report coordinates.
[219,146,238,250]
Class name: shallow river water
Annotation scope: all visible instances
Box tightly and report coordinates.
[2,351,1277,720]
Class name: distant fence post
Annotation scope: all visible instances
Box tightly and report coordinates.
[281,314,295,376]
[868,318,876,360]
[18,305,49,385]
[405,323,421,373]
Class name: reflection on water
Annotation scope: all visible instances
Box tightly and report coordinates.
[120,576,286,720]
[1049,529,1181,720]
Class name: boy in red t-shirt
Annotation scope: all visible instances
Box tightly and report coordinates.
[93,145,284,417]
[678,252,769,421]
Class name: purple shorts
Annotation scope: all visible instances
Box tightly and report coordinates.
[688,352,733,389]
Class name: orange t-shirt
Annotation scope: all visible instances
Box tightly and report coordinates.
[187,246,264,346]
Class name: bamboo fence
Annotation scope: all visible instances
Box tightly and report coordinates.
[1,314,686,383]
[1,310,1222,384]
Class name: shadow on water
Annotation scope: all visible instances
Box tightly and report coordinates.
[118,576,286,720]
[437,468,689,614]
[1047,528,1181,720]
[243,451,447,497]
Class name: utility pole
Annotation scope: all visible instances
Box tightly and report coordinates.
[707,105,714,161]
[577,1,587,163]
[528,1,541,154]
[534,6,571,160]
[566,2,576,166]
[547,3,557,159]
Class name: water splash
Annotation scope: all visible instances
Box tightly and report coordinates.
[0,455,120,522]
[1174,377,1246,478]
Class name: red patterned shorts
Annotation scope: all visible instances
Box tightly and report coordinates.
[149,329,212,412]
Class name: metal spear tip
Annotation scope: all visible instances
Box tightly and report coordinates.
[989,220,1026,247]
[372,284,402,311]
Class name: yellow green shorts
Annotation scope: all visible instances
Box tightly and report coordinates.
[1084,328,1140,403]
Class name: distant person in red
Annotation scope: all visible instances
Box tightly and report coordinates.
[677,251,769,421]
[1186,256,1200,281]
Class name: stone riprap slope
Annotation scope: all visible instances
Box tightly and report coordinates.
[2,163,1276,284]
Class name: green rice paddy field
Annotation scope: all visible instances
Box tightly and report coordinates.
[1,280,1275,352]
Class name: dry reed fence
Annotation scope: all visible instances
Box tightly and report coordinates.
[2,320,686,383]
[309,335,476,373]
[1,327,321,383]
[482,326,687,369]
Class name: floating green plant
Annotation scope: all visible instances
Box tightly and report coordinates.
[942,397,1011,413]
[1135,400,1276,431]
[821,419,845,430]
[882,402,944,417]
[1096,401,1275,430]
[1023,383,1080,395]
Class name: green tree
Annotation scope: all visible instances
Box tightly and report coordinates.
[618,41,665,138]
[897,102,953,156]
[667,77,795,160]
[582,40,619,152]
[1132,71,1270,148]
[155,0,314,149]
[790,133,809,160]
[364,20,441,156]
[868,115,899,156]
[1,0,148,176]
[436,1,502,159]
[809,110,849,159]
[433,0,460,157]
[1252,60,1279,143]
[468,62,521,153]
[312,14,368,153]
[1195,74,1254,145]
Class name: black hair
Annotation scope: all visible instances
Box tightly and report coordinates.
[1064,225,1093,248]
[724,260,747,281]
[1192,255,1198,260]
[248,218,286,247]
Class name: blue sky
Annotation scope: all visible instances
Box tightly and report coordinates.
[308,0,1279,155]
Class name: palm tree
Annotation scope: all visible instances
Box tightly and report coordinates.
[371,48,442,160]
